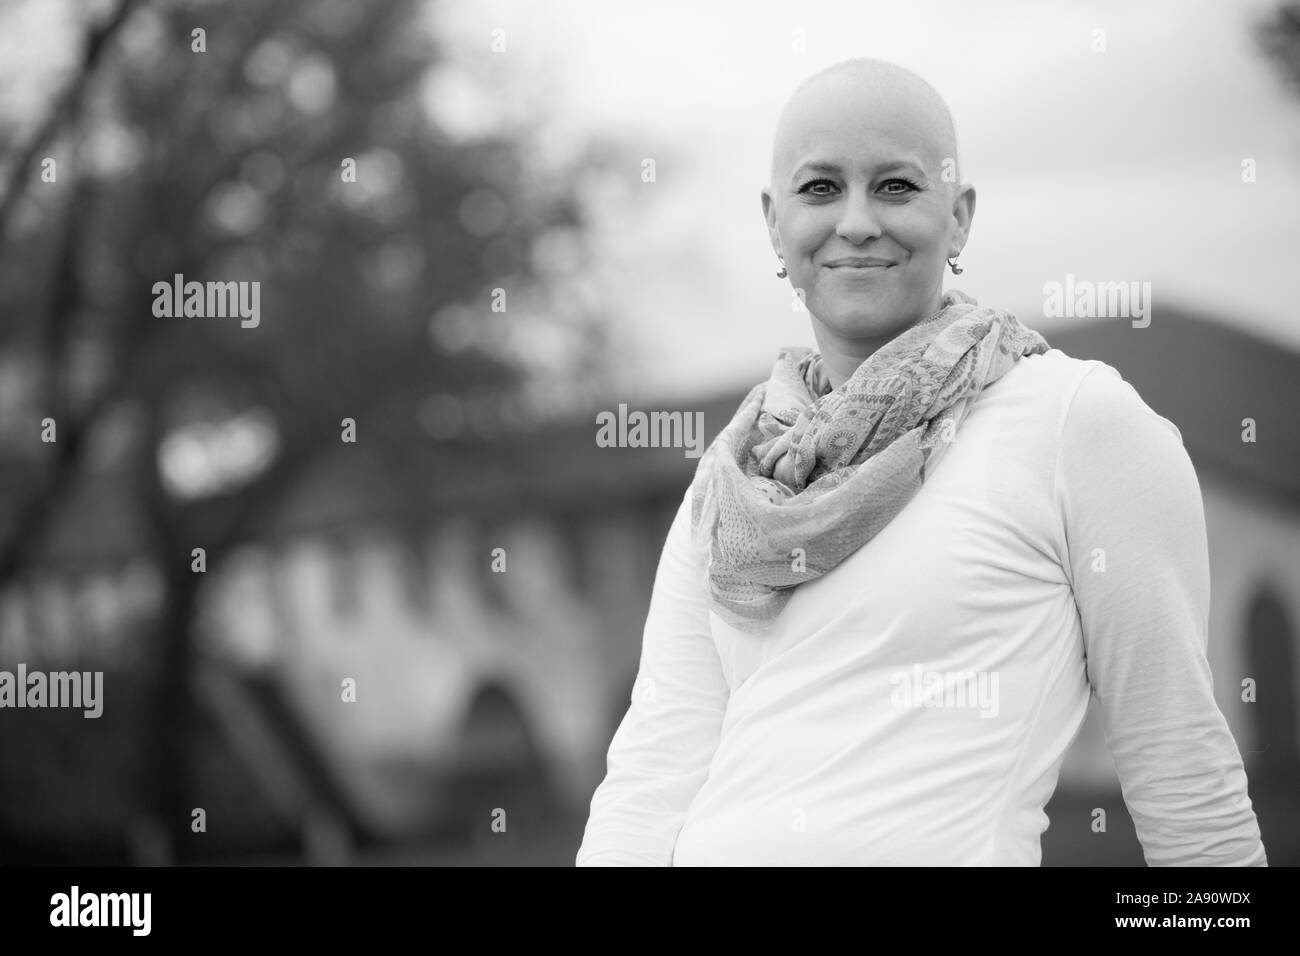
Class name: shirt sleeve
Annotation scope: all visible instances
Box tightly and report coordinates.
[574,485,731,866]
[1056,362,1268,866]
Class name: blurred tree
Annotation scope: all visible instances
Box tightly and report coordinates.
[0,0,614,861]
[1258,0,1300,95]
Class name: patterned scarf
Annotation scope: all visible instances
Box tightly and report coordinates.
[689,288,1050,632]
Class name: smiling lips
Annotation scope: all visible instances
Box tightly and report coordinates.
[824,257,894,269]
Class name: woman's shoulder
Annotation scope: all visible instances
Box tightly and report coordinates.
[1051,352,1201,536]
[1059,353,1185,449]
[986,347,1106,420]
[1010,348,1153,422]
[1016,350,1189,496]
[1009,346,1104,388]
[994,347,1183,451]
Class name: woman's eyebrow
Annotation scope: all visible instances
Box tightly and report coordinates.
[790,159,928,182]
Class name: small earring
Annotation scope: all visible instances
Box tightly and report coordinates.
[947,256,963,275]
[775,257,788,279]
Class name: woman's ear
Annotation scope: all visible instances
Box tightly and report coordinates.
[760,186,782,259]
[949,183,976,255]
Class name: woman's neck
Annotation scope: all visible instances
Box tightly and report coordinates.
[811,291,945,390]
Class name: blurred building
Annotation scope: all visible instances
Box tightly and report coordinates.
[0,303,1296,865]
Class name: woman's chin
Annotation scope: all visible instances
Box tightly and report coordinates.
[814,288,942,337]
[813,306,903,340]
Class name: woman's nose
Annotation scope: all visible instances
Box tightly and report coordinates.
[835,186,882,244]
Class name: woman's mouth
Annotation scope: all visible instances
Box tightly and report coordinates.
[823,258,895,270]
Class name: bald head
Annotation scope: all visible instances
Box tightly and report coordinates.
[770,58,960,199]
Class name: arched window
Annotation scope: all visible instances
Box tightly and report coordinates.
[433,681,556,843]
[1244,586,1299,784]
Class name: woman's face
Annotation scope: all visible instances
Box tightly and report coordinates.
[762,78,974,347]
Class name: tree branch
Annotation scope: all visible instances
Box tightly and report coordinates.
[0,0,141,251]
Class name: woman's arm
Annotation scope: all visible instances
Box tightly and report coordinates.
[575,485,731,866]
[1057,362,1267,866]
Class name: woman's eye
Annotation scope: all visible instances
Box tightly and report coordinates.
[798,179,837,196]
[881,178,920,194]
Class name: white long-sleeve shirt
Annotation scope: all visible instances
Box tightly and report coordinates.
[576,348,1267,866]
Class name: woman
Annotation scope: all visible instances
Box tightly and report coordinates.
[575,58,1267,866]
